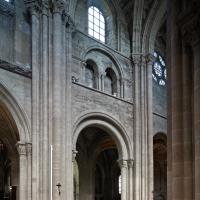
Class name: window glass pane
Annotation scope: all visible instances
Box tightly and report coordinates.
[100,15,104,22]
[88,7,93,15]
[94,24,99,32]
[154,63,162,77]
[88,28,93,36]
[100,35,105,43]
[94,10,99,18]
[100,28,104,35]
[88,14,93,22]
[159,55,165,66]
[154,52,158,58]
[159,79,166,86]
[164,69,167,79]
[94,17,99,26]
[88,21,93,29]
[93,7,99,12]
[100,21,105,29]
[94,31,99,39]
[88,6,105,43]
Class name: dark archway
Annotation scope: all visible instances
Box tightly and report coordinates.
[74,127,121,200]
[153,133,167,200]
[0,105,19,200]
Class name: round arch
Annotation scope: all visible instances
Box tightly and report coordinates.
[0,81,31,142]
[82,46,124,81]
[72,111,133,160]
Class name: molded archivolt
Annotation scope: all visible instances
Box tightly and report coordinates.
[0,81,31,143]
[142,0,167,54]
[72,111,133,161]
[83,46,124,80]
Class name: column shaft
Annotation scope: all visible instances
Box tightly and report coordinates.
[193,42,200,200]
[52,11,63,199]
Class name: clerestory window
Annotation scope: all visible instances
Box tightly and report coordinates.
[88,6,105,43]
[152,52,167,86]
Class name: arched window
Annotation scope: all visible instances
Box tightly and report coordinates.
[88,6,105,43]
[152,52,167,86]
[85,64,95,88]
[104,68,117,95]
[104,72,113,94]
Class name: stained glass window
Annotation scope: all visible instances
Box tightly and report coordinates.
[152,52,167,86]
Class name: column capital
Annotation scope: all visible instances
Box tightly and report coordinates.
[42,1,50,16]
[127,159,134,168]
[52,0,67,14]
[118,159,128,169]
[24,0,42,17]
[16,141,26,156]
[26,143,32,155]
[72,150,78,162]
[132,54,142,66]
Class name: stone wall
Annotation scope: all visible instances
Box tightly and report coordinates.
[152,80,167,135]
[71,83,133,140]
[0,0,31,68]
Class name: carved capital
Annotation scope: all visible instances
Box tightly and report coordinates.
[132,54,142,66]
[52,0,66,14]
[24,0,42,17]
[42,1,50,16]
[16,142,26,156]
[26,143,32,155]
[72,150,78,162]
[127,159,134,168]
[118,159,128,169]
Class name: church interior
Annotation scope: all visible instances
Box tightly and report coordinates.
[0,0,199,199]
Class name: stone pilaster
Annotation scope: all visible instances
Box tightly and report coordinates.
[26,143,32,200]
[128,160,134,200]
[52,1,66,199]
[118,160,128,200]
[64,13,75,200]
[16,142,27,200]
[24,1,41,200]
[132,53,154,200]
